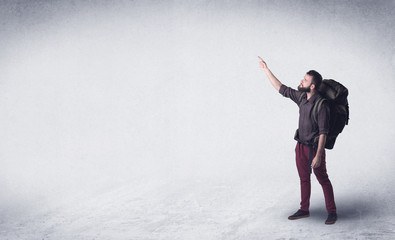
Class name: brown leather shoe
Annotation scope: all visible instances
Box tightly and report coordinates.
[288,209,310,220]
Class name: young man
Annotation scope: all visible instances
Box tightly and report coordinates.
[258,56,337,225]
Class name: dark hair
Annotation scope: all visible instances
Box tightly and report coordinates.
[306,70,322,89]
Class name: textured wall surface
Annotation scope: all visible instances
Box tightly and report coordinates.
[0,1,394,239]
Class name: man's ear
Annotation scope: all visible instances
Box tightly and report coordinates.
[310,83,316,90]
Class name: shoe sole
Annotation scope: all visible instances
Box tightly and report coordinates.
[325,220,336,225]
[288,214,310,220]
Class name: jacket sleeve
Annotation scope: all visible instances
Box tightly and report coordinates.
[317,101,330,135]
[279,84,303,105]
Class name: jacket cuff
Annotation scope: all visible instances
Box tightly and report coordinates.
[318,130,329,135]
[279,84,287,95]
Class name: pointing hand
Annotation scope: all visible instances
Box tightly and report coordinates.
[258,56,268,70]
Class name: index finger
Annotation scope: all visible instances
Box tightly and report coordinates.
[257,56,264,61]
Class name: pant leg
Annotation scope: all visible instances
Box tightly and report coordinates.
[295,142,311,212]
[312,149,337,214]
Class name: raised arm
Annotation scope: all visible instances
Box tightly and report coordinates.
[258,56,282,91]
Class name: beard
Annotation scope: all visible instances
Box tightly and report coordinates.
[298,84,311,92]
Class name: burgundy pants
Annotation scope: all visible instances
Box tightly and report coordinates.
[295,142,336,213]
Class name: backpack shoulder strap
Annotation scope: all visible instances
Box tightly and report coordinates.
[312,98,326,124]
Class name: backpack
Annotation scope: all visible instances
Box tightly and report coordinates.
[298,79,349,149]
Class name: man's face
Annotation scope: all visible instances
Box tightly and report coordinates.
[298,74,314,92]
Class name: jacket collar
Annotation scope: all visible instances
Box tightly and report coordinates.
[303,92,321,104]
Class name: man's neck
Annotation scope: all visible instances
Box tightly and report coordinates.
[306,91,315,100]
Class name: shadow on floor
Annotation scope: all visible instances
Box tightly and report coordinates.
[305,195,379,222]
